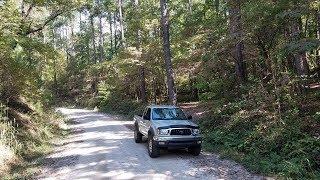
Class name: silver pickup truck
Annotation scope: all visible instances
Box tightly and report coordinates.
[133,105,202,158]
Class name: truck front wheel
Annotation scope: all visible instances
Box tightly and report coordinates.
[148,135,160,158]
[134,125,143,143]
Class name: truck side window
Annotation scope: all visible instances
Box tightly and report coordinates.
[144,108,151,120]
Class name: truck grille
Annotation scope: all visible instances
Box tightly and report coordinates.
[170,129,191,135]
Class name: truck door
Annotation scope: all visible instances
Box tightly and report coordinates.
[144,109,151,134]
[141,108,151,135]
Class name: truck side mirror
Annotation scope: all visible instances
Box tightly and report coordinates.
[143,115,150,120]
[187,115,193,120]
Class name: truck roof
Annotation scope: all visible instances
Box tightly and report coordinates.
[147,105,179,109]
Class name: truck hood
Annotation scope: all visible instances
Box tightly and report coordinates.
[152,120,199,129]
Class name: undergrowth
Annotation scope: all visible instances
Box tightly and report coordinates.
[200,83,320,178]
[97,88,145,118]
[0,103,67,179]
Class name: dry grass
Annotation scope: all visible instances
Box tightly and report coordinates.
[0,143,17,176]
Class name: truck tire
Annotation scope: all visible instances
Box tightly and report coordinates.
[188,146,201,156]
[148,134,160,158]
[134,125,143,143]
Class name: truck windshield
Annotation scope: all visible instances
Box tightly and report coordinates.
[152,108,187,120]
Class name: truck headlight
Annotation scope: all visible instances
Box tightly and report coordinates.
[192,128,200,135]
[158,129,170,135]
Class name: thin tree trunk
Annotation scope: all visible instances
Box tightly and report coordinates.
[79,11,82,31]
[118,0,125,47]
[133,0,141,49]
[65,26,70,62]
[294,53,309,76]
[153,76,157,104]
[21,0,25,17]
[228,0,247,83]
[133,0,147,103]
[90,15,97,63]
[90,15,98,96]
[188,0,192,14]
[70,22,75,57]
[108,12,113,57]
[160,0,177,105]
[290,18,310,75]
[316,10,320,68]
[98,14,104,62]
[139,67,147,103]
[52,29,58,99]
[114,11,118,51]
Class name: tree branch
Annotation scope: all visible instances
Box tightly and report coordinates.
[24,10,64,35]
[21,0,25,17]
[24,3,34,19]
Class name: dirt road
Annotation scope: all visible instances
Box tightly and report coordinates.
[37,108,263,180]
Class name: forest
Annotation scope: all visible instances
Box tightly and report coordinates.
[0,0,319,178]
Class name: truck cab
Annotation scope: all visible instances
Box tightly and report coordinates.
[133,105,202,158]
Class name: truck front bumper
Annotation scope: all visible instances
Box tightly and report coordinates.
[153,136,202,148]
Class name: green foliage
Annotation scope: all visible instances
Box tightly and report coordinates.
[0,102,65,155]
[0,0,87,177]
[200,84,320,178]
[98,90,145,117]
[1,0,319,178]
[0,100,68,178]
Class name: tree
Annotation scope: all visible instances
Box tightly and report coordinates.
[98,13,104,62]
[118,0,125,47]
[188,0,192,14]
[160,0,177,105]
[316,9,320,67]
[90,14,97,63]
[227,0,247,83]
[132,0,147,103]
[108,12,114,57]
[114,11,118,50]
[290,19,310,76]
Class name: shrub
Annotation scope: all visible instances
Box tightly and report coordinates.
[200,84,320,178]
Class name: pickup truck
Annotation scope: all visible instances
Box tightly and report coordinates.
[133,105,202,158]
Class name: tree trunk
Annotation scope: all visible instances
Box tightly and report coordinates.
[160,0,177,105]
[90,15,97,63]
[293,52,309,76]
[188,0,192,14]
[153,76,157,104]
[70,21,75,57]
[114,11,118,51]
[139,67,147,103]
[118,0,125,47]
[317,10,320,40]
[316,10,320,68]
[90,15,98,96]
[133,0,147,103]
[133,0,141,49]
[290,19,309,76]
[227,0,247,83]
[21,0,25,17]
[52,29,58,99]
[98,14,104,62]
[108,12,113,57]
[79,11,82,31]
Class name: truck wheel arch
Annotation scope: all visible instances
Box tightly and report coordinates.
[148,129,155,137]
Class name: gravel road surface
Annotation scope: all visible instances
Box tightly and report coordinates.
[37,108,264,180]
